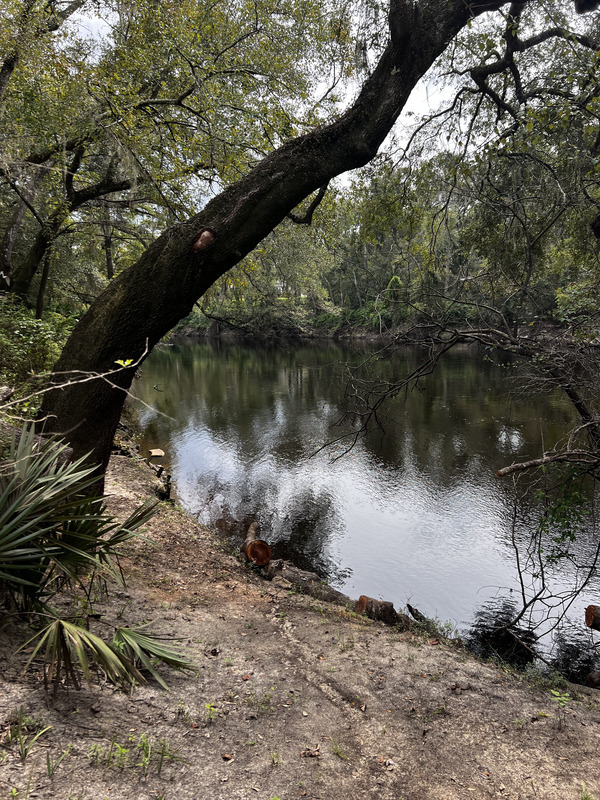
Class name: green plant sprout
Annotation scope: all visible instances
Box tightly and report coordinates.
[88,733,182,775]
[46,745,72,778]
[582,783,597,800]
[550,689,572,729]
[5,708,51,762]
[331,738,348,760]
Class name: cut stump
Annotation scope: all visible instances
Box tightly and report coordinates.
[585,605,600,631]
[246,540,272,567]
[354,595,409,628]
[266,560,350,605]
[241,521,271,567]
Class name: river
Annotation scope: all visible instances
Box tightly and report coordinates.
[131,338,600,674]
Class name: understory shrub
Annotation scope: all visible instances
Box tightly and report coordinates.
[0,426,194,695]
[0,295,74,386]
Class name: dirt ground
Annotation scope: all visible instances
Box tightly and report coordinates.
[2,454,600,800]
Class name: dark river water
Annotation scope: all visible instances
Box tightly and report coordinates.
[131,338,600,672]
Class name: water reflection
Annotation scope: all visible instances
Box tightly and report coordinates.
[465,599,538,668]
[549,626,600,684]
[131,339,600,645]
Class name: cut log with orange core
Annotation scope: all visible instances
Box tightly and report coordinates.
[241,521,271,566]
[245,539,272,567]
[585,605,600,631]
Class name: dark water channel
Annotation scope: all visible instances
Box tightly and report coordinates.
[131,338,600,676]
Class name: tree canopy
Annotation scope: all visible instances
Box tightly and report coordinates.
[1,0,599,478]
[1,0,354,303]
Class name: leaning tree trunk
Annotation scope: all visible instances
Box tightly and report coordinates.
[37,0,554,481]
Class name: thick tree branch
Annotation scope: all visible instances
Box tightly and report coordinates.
[11,154,133,298]
[287,183,330,225]
[42,0,88,34]
[468,6,599,125]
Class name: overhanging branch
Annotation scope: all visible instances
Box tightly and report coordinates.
[287,183,330,225]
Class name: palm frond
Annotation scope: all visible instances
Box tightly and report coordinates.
[21,619,143,693]
[112,626,196,690]
[3,426,186,698]
[0,425,157,608]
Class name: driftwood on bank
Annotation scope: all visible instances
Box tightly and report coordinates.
[406,603,428,624]
[267,560,409,628]
[144,459,172,501]
[240,528,413,628]
[584,607,600,689]
[266,559,351,605]
[241,522,272,567]
[354,595,410,629]
[587,670,600,688]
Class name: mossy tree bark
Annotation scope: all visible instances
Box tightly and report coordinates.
[39,0,585,480]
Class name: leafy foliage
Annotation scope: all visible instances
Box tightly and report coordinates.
[0,295,73,386]
[0,0,355,309]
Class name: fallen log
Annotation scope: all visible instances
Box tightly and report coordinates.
[587,670,600,688]
[266,559,351,606]
[247,541,412,628]
[585,605,600,632]
[241,522,272,567]
[354,595,410,629]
